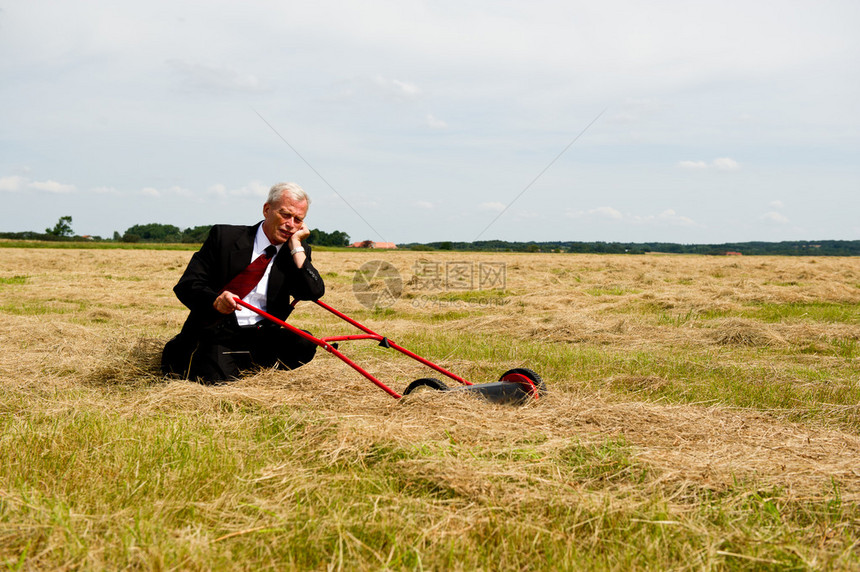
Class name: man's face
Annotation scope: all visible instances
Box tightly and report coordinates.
[262,195,309,245]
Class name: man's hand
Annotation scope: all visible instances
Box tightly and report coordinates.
[288,222,311,250]
[287,222,311,269]
[213,290,239,314]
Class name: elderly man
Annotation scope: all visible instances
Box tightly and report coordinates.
[161,182,325,383]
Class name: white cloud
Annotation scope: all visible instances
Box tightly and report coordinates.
[28,180,76,193]
[659,209,696,226]
[370,75,420,98]
[590,206,624,220]
[208,184,227,198]
[631,209,697,226]
[567,206,697,227]
[762,211,789,224]
[1,175,77,193]
[426,114,448,129]
[230,181,269,198]
[141,187,161,197]
[713,157,740,171]
[387,77,420,97]
[678,158,741,170]
[565,206,623,220]
[769,200,785,209]
[207,181,269,198]
[416,200,434,209]
[480,201,506,212]
[0,176,25,192]
[330,75,422,103]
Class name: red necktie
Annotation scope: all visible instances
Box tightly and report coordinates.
[221,245,276,300]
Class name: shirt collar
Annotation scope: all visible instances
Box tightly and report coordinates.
[252,224,283,258]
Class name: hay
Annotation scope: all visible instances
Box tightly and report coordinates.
[709,318,787,347]
[2,247,860,506]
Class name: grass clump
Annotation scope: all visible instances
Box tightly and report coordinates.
[0,275,28,285]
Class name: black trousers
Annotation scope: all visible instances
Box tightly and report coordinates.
[161,317,317,384]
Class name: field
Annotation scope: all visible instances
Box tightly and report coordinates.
[2,246,860,570]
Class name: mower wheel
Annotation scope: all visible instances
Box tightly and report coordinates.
[499,368,546,396]
[403,377,449,395]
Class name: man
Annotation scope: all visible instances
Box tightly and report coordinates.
[161,182,325,383]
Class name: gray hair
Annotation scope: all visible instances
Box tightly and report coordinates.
[267,182,310,206]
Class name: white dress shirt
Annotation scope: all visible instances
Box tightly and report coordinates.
[235,226,283,326]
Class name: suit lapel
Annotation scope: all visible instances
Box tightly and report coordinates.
[225,224,259,282]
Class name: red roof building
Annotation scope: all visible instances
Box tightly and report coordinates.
[348,240,397,249]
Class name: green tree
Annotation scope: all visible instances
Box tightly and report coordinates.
[181,225,212,243]
[308,228,350,247]
[45,215,74,237]
[123,223,182,242]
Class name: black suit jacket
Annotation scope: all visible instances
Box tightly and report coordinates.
[173,223,325,334]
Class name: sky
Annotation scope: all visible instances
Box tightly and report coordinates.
[1,0,858,244]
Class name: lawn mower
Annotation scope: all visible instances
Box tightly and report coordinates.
[234,297,545,404]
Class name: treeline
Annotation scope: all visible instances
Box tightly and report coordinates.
[402,240,860,256]
[117,224,212,243]
[0,218,350,247]
[121,224,350,246]
[308,228,350,247]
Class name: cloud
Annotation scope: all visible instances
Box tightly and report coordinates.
[208,184,228,198]
[631,209,696,227]
[167,59,268,92]
[569,206,624,220]
[375,76,420,98]
[208,181,269,198]
[0,176,25,192]
[329,75,422,103]
[769,200,785,209]
[28,180,76,193]
[426,114,447,129]
[590,206,624,220]
[141,187,161,197]
[713,157,740,171]
[415,200,434,209]
[761,211,789,224]
[678,158,741,170]
[2,174,78,193]
[678,160,709,170]
[480,201,506,212]
[567,206,697,227]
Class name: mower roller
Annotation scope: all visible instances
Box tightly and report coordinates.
[234,297,545,404]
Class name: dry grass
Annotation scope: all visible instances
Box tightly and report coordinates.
[2,248,860,569]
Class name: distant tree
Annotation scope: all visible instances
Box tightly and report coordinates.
[181,225,212,243]
[112,231,122,241]
[307,228,350,247]
[46,215,74,238]
[327,230,350,247]
[123,223,182,242]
